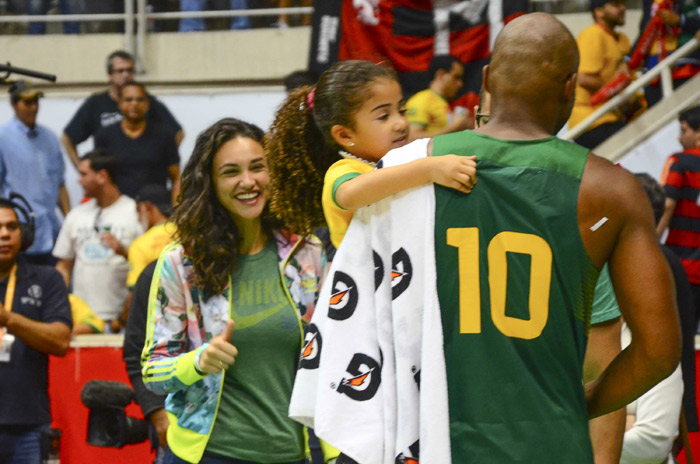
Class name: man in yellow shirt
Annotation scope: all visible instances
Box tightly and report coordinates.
[406,55,473,142]
[570,0,630,149]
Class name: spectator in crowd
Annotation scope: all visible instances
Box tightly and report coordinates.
[94,82,181,203]
[638,0,700,106]
[53,150,143,333]
[70,293,105,335]
[27,0,80,34]
[123,261,168,463]
[405,55,473,142]
[620,333,682,464]
[570,0,631,150]
[0,81,70,266]
[62,50,184,168]
[142,118,329,464]
[179,0,250,31]
[658,106,700,323]
[0,199,71,463]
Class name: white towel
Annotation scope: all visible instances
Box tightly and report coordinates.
[289,138,451,464]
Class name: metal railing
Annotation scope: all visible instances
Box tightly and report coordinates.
[0,0,313,71]
[563,36,700,141]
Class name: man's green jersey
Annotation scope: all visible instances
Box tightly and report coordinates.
[433,131,597,463]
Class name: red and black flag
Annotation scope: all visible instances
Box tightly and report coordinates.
[308,0,529,103]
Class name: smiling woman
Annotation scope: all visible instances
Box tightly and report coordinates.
[141,118,329,464]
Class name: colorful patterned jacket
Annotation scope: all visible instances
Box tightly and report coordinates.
[141,230,326,463]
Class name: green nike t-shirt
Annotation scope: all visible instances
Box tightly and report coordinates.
[206,240,304,462]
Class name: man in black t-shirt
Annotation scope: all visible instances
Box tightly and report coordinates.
[0,200,72,463]
[61,50,184,168]
[94,82,181,203]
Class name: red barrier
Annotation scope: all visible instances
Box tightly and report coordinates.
[48,344,152,464]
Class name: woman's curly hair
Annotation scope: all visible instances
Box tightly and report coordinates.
[266,60,398,237]
[174,118,280,297]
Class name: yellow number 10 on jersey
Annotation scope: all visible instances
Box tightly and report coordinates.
[447,228,553,340]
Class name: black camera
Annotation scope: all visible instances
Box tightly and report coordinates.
[80,380,149,448]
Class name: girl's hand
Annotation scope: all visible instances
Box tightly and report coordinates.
[428,154,477,194]
[199,320,238,374]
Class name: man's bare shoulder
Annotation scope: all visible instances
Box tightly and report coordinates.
[579,152,655,268]
[581,153,640,203]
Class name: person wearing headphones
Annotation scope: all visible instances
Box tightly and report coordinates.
[0,195,72,463]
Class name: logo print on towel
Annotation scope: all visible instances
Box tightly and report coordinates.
[391,248,412,300]
[328,271,358,321]
[299,324,322,369]
[373,250,384,290]
[395,440,420,464]
[336,353,381,401]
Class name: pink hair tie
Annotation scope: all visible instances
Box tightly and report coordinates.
[307,88,316,109]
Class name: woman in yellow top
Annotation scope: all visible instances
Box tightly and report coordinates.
[266,60,477,248]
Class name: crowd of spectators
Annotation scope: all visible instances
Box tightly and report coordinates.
[569,0,700,149]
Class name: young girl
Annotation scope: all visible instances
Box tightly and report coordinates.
[266,60,477,247]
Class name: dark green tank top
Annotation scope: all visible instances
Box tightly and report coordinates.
[433,131,598,463]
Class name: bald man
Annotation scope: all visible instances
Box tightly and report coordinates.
[428,13,679,462]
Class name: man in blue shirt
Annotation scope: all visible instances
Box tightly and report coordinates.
[0,81,70,266]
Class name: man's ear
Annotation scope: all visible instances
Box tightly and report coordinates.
[146,201,157,216]
[330,124,356,150]
[482,64,490,94]
[564,72,578,101]
[434,68,447,83]
[593,7,602,22]
[96,169,110,186]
